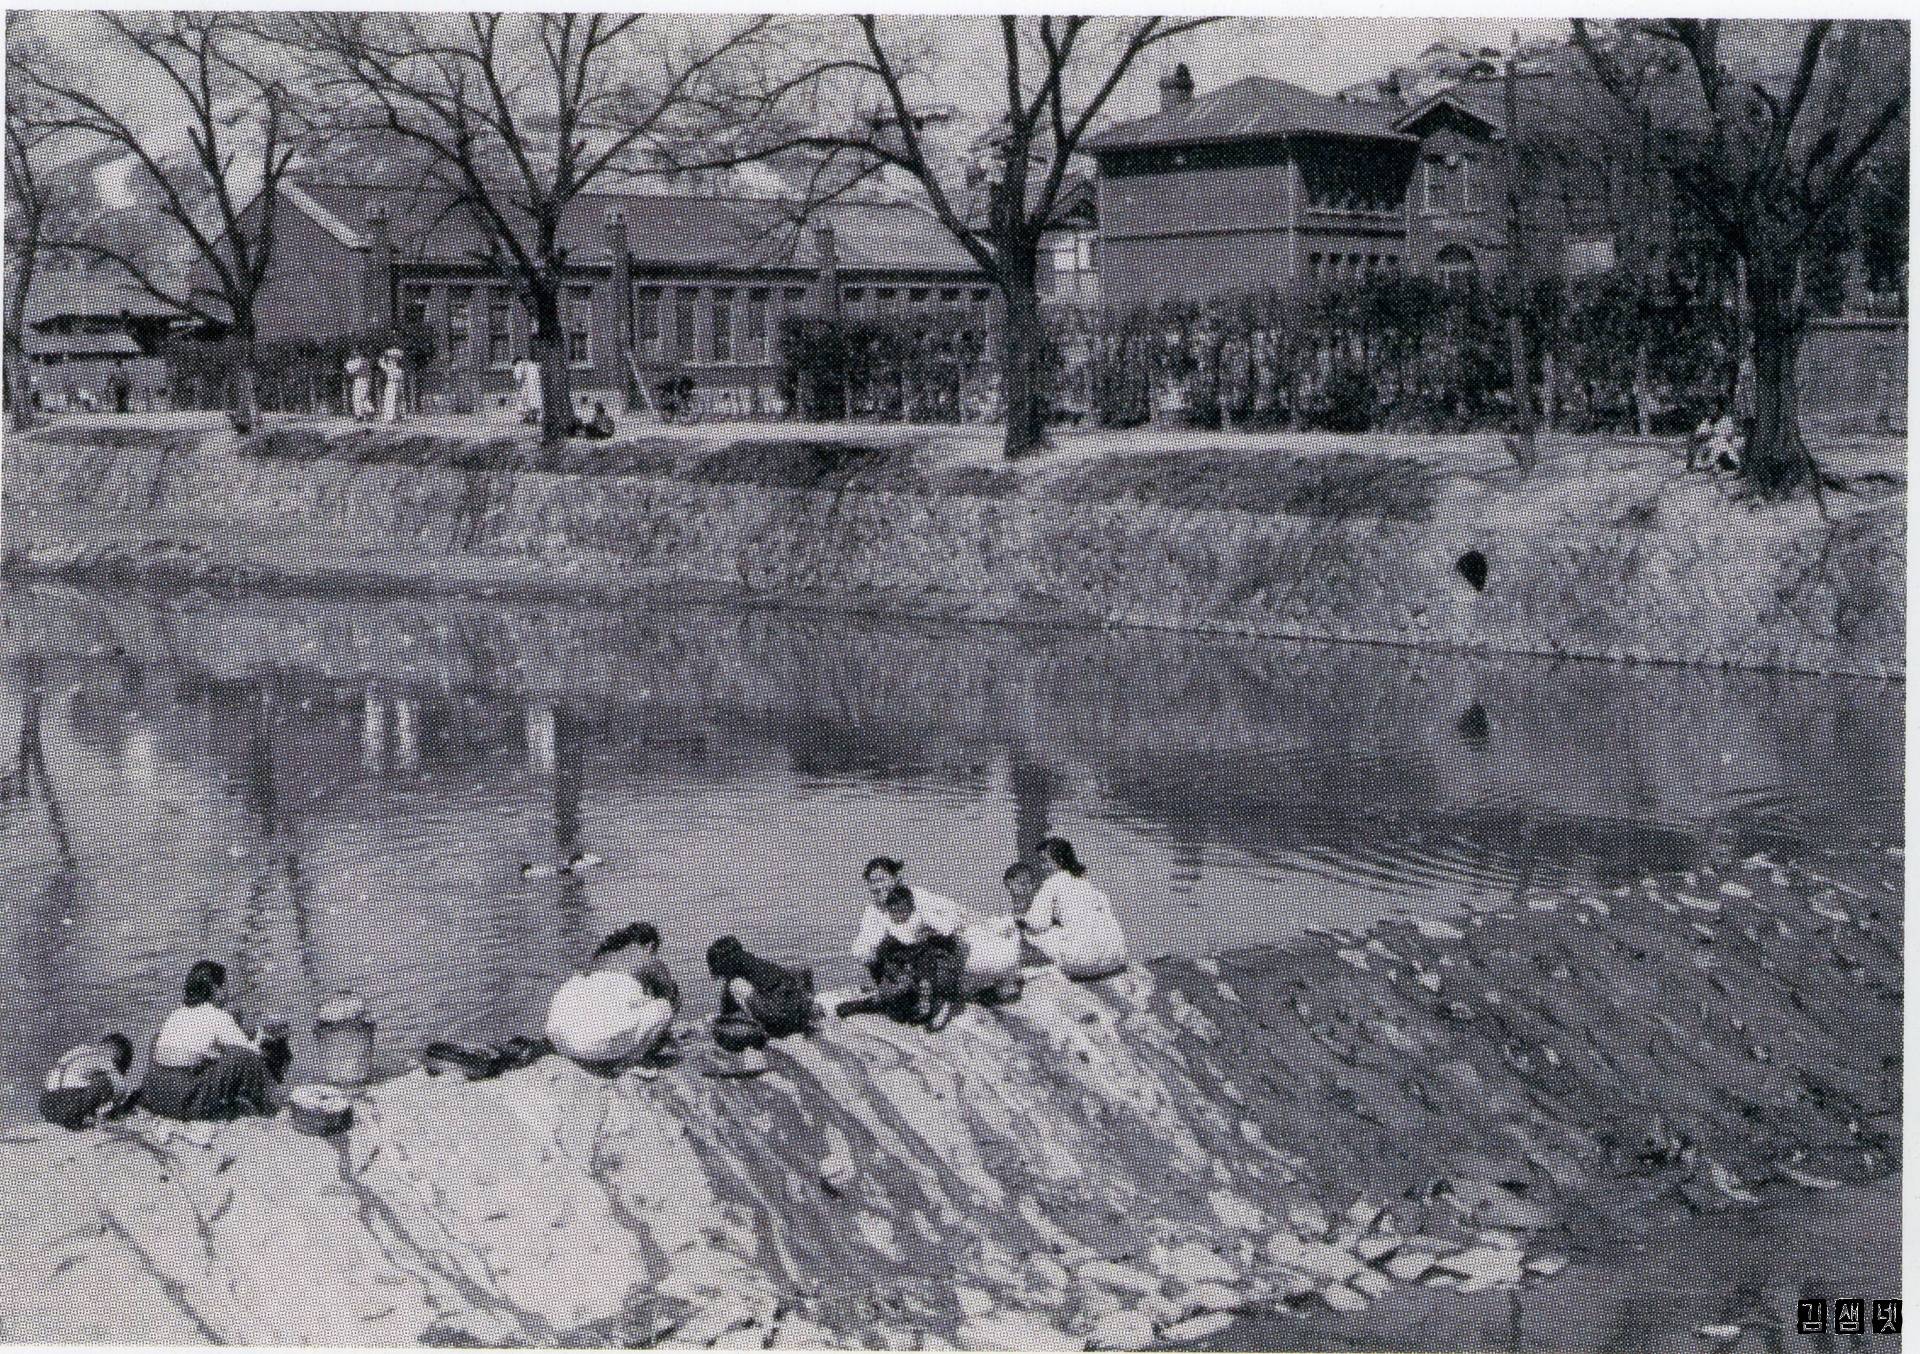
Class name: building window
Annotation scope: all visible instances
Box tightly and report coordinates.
[711,288,734,363]
[874,287,897,312]
[744,288,768,363]
[401,284,431,330]
[636,286,661,358]
[1435,243,1478,289]
[785,286,809,306]
[488,290,512,368]
[447,286,473,368]
[676,288,697,362]
[843,286,865,305]
[1424,155,1477,214]
[565,286,593,367]
[940,287,961,304]
[970,288,991,304]
[909,287,930,305]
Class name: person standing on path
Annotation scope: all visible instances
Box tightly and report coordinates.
[346,352,374,421]
[378,348,404,423]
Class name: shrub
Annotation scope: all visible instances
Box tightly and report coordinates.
[1317,368,1376,434]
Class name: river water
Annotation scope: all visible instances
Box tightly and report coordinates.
[0,582,1902,1125]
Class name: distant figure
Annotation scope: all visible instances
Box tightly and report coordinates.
[1018,837,1127,980]
[346,353,374,421]
[106,362,131,415]
[513,356,543,426]
[544,924,679,1071]
[142,961,280,1122]
[571,399,616,440]
[378,348,404,423]
[40,1033,135,1131]
[706,936,816,1041]
[839,856,964,1030]
[1689,405,1744,473]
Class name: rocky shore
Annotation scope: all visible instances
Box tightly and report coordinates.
[1,839,1899,1350]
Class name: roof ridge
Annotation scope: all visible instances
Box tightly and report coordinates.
[288,177,935,213]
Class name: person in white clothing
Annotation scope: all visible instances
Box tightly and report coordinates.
[545,924,678,1073]
[838,856,965,1029]
[512,356,543,426]
[1019,837,1128,980]
[141,961,279,1121]
[346,353,374,421]
[378,348,405,422]
[40,1033,135,1130]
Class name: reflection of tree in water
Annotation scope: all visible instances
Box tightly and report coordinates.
[1009,755,1057,866]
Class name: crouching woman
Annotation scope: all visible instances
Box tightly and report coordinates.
[1019,837,1128,980]
[544,924,679,1071]
[143,961,280,1122]
[707,936,817,1042]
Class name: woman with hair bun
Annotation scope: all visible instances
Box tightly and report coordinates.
[1018,837,1128,980]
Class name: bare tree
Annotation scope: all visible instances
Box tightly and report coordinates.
[295,13,792,447]
[15,13,308,431]
[1573,19,1908,498]
[5,16,69,431]
[795,16,1221,458]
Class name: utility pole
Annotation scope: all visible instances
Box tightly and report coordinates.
[1504,33,1537,465]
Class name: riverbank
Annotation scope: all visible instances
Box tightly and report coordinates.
[0,834,1900,1350]
[3,415,1904,677]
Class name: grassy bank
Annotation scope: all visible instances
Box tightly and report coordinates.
[4,413,1905,677]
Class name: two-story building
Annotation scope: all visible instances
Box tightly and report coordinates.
[247,179,996,417]
[1084,59,1665,311]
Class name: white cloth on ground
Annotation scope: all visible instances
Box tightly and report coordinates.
[545,970,674,1063]
[959,915,1023,990]
[850,886,962,964]
[152,1004,260,1069]
[1022,870,1128,978]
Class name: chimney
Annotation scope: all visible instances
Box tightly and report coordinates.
[814,222,839,320]
[606,206,636,408]
[1159,63,1194,113]
[363,203,394,328]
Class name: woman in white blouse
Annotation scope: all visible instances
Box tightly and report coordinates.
[839,856,965,1029]
[141,961,279,1121]
[1019,837,1128,980]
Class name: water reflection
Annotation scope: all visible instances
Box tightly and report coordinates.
[0,584,1902,1125]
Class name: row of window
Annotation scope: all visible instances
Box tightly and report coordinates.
[399,280,999,370]
[840,285,995,310]
[402,284,596,370]
[1422,156,1480,214]
[1307,252,1401,282]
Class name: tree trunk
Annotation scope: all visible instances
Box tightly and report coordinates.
[1000,275,1047,459]
[1744,318,1810,498]
[531,284,571,448]
[1632,339,1652,437]
[230,328,261,432]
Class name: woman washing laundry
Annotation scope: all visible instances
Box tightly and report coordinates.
[142,961,283,1122]
[706,936,816,1043]
[40,1033,136,1130]
[838,857,965,1030]
[1018,837,1128,980]
[544,923,680,1074]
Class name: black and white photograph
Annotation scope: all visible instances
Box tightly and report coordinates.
[0,11,1908,1352]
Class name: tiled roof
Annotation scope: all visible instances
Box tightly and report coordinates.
[1085,77,1413,153]
[21,265,181,326]
[284,182,979,274]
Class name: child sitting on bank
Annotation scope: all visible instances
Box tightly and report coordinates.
[40,1033,136,1131]
[707,936,817,1044]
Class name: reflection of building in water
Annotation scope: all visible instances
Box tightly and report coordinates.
[361,694,387,772]
[525,701,556,777]
[1007,754,1059,865]
[392,698,420,773]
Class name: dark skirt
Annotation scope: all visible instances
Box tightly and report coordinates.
[721,974,815,1039]
[40,1082,113,1131]
[141,1048,277,1122]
